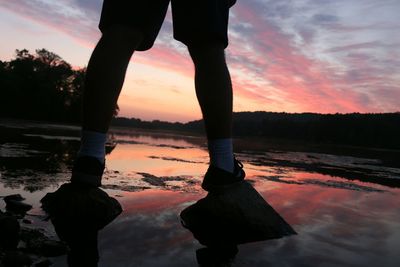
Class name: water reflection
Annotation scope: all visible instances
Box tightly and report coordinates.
[2,121,400,194]
[1,121,400,266]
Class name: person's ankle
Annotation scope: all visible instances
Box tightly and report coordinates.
[77,130,107,163]
[208,138,234,173]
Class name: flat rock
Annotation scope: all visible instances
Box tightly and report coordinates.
[180,181,296,247]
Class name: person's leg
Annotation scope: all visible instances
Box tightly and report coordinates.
[82,25,144,134]
[188,43,234,173]
[72,0,170,187]
[172,0,237,174]
[71,25,144,187]
[188,43,232,140]
[172,0,243,189]
[84,0,169,133]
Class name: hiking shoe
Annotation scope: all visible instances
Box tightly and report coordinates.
[201,158,246,193]
[180,181,296,247]
[70,156,105,187]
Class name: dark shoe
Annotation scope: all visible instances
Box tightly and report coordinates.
[201,158,245,193]
[180,181,296,247]
[70,156,105,187]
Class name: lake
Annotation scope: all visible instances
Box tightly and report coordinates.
[1,120,399,267]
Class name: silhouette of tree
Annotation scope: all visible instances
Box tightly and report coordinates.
[0,49,84,122]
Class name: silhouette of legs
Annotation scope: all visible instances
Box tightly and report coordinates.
[83,25,144,133]
[188,42,235,173]
[188,43,233,140]
[70,25,144,187]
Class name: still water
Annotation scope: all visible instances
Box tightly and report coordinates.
[1,120,399,266]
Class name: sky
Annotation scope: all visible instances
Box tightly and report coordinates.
[0,0,399,122]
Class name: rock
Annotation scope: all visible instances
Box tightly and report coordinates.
[1,251,32,267]
[180,181,296,247]
[4,194,25,202]
[0,212,20,250]
[4,196,32,214]
[139,173,166,187]
[5,200,32,213]
[40,183,122,266]
[40,183,123,234]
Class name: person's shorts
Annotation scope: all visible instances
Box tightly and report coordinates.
[98,0,236,51]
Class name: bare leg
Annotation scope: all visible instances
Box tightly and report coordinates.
[188,42,233,139]
[72,26,144,187]
[83,25,144,133]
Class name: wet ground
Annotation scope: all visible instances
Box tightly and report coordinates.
[1,120,400,266]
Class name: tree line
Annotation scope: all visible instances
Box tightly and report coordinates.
[112,112,400,149]
[1,48,399,149]
[0,49,85,122]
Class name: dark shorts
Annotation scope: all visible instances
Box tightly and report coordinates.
[98,0,236,51]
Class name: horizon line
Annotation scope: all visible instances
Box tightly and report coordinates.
[115,110,400,124]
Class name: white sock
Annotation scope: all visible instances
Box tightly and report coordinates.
[208,138,234,173]
[77,130,107,163]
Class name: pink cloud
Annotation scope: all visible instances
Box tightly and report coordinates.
[227,3,397,113]
[1,0,399,118]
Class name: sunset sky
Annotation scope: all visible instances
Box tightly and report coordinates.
[1,0,399,122]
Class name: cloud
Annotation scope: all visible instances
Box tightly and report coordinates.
[226,0,400,112]
[228,2,370,112]
[1,0,399,118]
[311,14,340,25]
[327,41,390,53]
[1,0,101,46]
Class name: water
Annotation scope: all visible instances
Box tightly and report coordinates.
[1,120,399,267]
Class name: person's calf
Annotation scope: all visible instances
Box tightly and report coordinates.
[188,42,233,139]
[74,25,145,186]
[83,25,144,133]
[188,42,236,173]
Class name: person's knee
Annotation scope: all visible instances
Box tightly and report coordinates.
[101,24,144,51]
[188,41,226,66]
